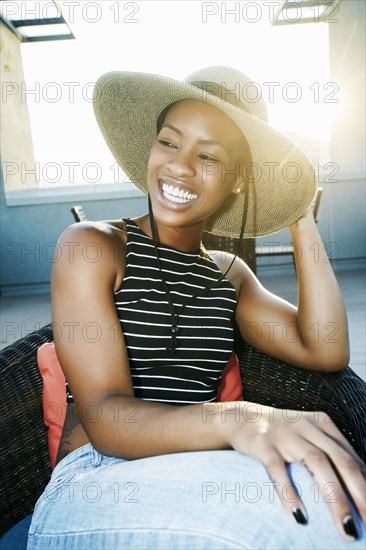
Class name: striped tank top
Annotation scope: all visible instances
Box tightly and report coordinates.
[66,219,237,405]
[113,219,237,405]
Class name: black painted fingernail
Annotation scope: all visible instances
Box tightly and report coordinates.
[293,508,308,525]
[343,516,358,540]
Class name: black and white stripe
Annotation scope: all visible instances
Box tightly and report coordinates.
[115,219,236,405]
[66,219,236,405]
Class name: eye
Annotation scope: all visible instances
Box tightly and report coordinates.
[158,139,177,149]
[199,153,219,163]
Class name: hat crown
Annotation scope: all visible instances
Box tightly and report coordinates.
[184,65,268,123]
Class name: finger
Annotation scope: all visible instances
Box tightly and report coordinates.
[298,444,362,541]
[313,437,366,525]
[303,411,366,473]
[299,415,366,524]
[262,448,308,526]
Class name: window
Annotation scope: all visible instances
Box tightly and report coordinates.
[273,0,342,25]
[2,1,338,194]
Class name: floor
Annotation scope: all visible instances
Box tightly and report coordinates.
[257,266,365,380]
[1,267,365,380]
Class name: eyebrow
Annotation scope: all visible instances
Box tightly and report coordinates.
[161,123,230,155]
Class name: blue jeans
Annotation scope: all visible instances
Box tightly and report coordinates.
[27,443,364,549]
[1,515,32,550]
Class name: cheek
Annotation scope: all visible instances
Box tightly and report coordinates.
[147,144,161,176]
[148,141,173,171]
[220,161,241,187]
[204,164,236,195]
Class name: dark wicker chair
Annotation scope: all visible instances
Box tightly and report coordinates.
[1,324,365,536]
[70,205,88,223]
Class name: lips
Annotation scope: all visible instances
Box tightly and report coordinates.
[161,181,198,204]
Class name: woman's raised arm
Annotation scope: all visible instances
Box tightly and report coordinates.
[234,208,349,371]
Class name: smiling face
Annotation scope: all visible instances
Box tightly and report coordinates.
[147,99,248,235]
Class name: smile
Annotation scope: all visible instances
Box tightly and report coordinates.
[161,182,198,204]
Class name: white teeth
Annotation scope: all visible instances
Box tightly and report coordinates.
[161,182,198,204]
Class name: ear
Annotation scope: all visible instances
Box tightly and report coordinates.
[231,176,245,196]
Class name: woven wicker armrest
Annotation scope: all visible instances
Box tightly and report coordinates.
[235,332,366,464]
[0,324,53,536]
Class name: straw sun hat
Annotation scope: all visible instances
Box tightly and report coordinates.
[93,66,317,238]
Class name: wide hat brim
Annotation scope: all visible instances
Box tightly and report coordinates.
[93,71,317,238]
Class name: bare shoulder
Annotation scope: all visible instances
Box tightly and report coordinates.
[54,219,128,292]
[58,219,126,244]
[207,249,256,297]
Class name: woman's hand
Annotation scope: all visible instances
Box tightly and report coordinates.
[221,402,365,540]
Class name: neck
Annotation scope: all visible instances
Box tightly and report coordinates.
[138,214,205,252]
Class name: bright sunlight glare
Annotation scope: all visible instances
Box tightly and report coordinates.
[17,0,337,186]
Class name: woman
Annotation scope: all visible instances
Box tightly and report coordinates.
[28,66,365,549]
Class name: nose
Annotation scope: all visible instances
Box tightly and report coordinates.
[167,147,196,178]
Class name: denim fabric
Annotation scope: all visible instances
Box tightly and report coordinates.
[27,443,364,549]
[0,515,32,550]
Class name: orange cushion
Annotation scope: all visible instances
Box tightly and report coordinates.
[37,343,67,469]
[37,345,243,468]
[217,352,243,402]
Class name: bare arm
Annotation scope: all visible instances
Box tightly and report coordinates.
[51,222,227,459]
[289,207,349,367]
[233,209,349,371]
